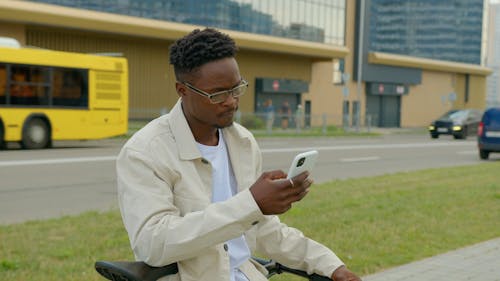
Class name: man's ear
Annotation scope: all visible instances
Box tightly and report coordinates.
[175,82,187,98]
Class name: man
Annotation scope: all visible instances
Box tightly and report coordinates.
[280,100,291,130]
[117,28,361,281]
[264,99,275,134]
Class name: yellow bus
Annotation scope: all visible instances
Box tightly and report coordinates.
[0,43,128,149]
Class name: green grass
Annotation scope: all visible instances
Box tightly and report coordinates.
[124,120,380,138]
[1,163,499,281]
[252,126,379,138]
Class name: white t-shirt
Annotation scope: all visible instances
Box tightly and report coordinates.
[197,130,251,281]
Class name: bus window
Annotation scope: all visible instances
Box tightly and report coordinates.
[0,64,5,104]
[10,65,50,106]
[53,68,88,107]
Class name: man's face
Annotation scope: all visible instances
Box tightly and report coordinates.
[177,57,241,129]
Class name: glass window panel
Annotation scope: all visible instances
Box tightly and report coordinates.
[27,0,346,46]
[10,65,50,106]
[298,0,306,25]
[337,5,346,45]
[0,64,6,104]
[52,68,88,107]
[369,0,482,64]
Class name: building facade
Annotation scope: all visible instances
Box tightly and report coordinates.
[0,0,492,127]
[355,0,490,127]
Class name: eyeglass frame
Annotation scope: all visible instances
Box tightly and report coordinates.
[179,79,248,104]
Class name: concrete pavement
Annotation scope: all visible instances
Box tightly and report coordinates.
[362,237,500,281]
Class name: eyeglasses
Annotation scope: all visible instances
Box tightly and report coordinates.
[181,79,248,104]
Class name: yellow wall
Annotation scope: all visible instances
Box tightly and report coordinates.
[402,71,455,127]
[453,74,487,110]
[468,75,487,109]
[401,71,488,127]
[308,62,344,125]
[236,50,312,113]
[306,0,360,127]
[0,21,25,44]
[343,0,365,118]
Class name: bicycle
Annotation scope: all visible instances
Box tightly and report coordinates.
[95,256,331,281]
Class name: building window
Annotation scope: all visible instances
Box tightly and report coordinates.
[368,0,483,64]
[27,0,346,46]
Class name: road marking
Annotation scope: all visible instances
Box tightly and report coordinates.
[340,156,380,162]
[0,156,117,167]
[260,141,475,153]
[456,150,477,155]
[0,141,475,167]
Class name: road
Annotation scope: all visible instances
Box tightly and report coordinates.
[0,133,497,224]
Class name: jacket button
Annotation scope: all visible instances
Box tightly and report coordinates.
[223,244,228,251]
[251,221,259,225]
[201,158,209,164]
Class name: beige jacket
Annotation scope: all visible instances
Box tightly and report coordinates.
[117,99,344,281]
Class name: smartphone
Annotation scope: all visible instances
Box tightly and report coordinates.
[286,150,318,179]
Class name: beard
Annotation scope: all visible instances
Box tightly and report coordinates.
[215,117,234,129]
[216,121,233,129]
[215,105,238,129]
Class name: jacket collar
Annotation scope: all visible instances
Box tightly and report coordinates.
[168,99,251,161]
[169,99,202,161]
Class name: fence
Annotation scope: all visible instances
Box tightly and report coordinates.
[236,111,378,135]
[130,107,378,135]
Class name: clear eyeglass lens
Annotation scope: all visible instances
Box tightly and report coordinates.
[210,83,247,103]
[211,92,231,103]
[232,84,247,97]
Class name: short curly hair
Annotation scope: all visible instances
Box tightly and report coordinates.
[169,28,238,81]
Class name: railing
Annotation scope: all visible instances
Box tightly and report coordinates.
[129,108,379,135]
[235,111,377,135]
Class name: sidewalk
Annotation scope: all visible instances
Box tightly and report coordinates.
[362,237,500,281]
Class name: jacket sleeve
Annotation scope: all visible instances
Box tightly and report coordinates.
[116,146,264,266]
[254,215,345,278]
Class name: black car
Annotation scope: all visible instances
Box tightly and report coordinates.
[477,107,500,160]
[428,109,482,139]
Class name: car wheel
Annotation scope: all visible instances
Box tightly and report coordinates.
[479,149,489,160]
[22,118,50,149]
[430,133,438,139]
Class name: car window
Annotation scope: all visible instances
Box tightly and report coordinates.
[485,110,500,127]
[448,110,467,121]
[439,110,457,119]
[468,110,480,120]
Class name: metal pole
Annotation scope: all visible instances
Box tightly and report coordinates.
[356,0,365,133]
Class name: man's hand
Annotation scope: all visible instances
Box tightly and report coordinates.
[249,170,312,215]
[331,265,362,281]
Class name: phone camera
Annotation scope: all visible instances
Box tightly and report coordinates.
[296,157,305,167]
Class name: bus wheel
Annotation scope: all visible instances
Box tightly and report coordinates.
[0,126,5,150]
[22,118,50,149]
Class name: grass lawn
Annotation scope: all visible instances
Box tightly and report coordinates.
[1,162,499,281]
[124,120,381,139]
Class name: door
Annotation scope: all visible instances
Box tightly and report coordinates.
[366,94,401,127]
